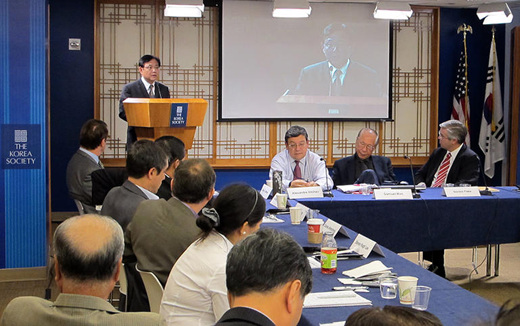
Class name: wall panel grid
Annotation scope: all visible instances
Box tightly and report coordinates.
[96,2,438,167]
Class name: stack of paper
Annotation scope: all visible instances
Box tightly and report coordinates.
[303,290,372,308]
[336,185,363,193]
[342,260,392,279]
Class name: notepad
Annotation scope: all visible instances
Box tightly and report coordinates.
[342,260,391,279]
[303,291,372,308]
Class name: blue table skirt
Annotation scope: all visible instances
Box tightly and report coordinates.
[296,187,520,253]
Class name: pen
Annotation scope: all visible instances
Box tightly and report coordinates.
[332,286,368,291]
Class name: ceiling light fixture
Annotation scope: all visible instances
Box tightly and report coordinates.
[273,0,312,18]
[164,0,204,18]
[373,2,413,20]
[477,3,513,24]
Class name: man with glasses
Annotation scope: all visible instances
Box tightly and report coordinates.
[415,119,479,278]
[270,126,333,191]
[332,128,396,186]
[119,54,170,149]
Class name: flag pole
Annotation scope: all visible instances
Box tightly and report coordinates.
[457,24,473,133]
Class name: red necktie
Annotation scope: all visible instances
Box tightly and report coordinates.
[432,153,452,187]
[293,161,302,180]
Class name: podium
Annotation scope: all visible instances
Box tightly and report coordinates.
[123,98,207,149]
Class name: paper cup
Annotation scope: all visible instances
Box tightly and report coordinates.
[276,194,287,209]
[290,207,302,225]
[398,276,418,304]
[307,218,324,244]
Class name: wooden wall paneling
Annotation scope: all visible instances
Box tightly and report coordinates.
[508,26,520,184]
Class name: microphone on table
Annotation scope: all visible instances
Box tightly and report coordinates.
[320,158,334,197]
[404,155,421,198]
[477,156,492,196]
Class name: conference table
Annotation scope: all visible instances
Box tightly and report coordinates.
[296,187,520,254]
[263,209,499,325]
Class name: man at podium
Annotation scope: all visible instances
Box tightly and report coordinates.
[119,54,170,149]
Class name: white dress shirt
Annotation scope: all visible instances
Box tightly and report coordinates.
[160,231,233,326]
[269,149,333,191]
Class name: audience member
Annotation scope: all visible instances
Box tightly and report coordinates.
[123,158,215,311]
[154,136,186,200]
[215,228,313,326]
[119,55,170,149]
[0,214,161,326]
[332,127,396,186]
[66,119,108,213]
[415,119,479,278]
[160,183,265,325]
[344,305,442,326]
[101,139,168,231]
[270,125,333,191]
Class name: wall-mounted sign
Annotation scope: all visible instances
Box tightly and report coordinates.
[1,124,41,169]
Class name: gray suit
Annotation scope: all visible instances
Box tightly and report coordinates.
[124,196,200,286]
[0,293,161,326]
[66,149,102,213]
[101,180,148,231]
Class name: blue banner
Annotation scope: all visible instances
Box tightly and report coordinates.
[1,124,41,169]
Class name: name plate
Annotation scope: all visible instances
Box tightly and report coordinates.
[350,234,385,258]
[373,188,413,200]
[287,186,323,199]
[260,184,272,199]
[443,186,481,197]
[323,219,350,238]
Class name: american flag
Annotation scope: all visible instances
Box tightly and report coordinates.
[478,35,505,179]
[451,50,471,146]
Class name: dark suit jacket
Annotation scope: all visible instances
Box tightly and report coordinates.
[119,79,170,147]
[100,180,148,231]
[215,307,275,326]
[65,149,102,213]
[293,60,381,97]
[156,175,172,200]
[332,154,396,186]
[415,144,479,187]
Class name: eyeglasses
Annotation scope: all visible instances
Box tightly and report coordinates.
[288,142,308,149]
[143,65,160,71]
[357,141,375,151]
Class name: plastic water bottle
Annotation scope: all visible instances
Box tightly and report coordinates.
[321,231,337,274]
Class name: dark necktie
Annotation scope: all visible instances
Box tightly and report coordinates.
[360,159,370,172]
[149,84,154,97]
[293,161,302,180]
[331,69,342,96]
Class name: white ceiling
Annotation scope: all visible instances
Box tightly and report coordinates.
[308,0,520,9]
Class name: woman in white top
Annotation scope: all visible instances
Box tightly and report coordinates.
[159,183,265,326]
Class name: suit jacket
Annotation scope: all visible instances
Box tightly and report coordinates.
[124,196,200,286]
[100,180,148,231]
[415,144,480,187]
[214,307,276,326]
[156,175,172,200]
[119,79,170,147]
[332,154,396,186]
[0,293,161,326]
[66,149,102,213]
[294,60,381,97]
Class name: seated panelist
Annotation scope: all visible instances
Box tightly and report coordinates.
[332,127,396,186]
[269,125,333,191]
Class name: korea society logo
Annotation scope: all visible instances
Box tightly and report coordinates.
[2,124,41,169]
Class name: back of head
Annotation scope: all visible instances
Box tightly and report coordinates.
[53,214,124,282]
[439,119,467,144]
[285,125,308,143]
[196,183,266,238]
[345,306,443,326]
[226,228,312,298]
[496,298,520,326]
[172,158,216,203]
[155,136,185,168]
[139,54,161,67]
[79,119,108,150]
[126,139,168,178]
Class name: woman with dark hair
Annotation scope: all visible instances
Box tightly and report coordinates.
[160,183,266,326]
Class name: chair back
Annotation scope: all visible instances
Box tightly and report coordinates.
[135,265,164,314]
[73,199,86,215]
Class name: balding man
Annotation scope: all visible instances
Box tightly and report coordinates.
[0,214,161,326]
[332,128,396,186]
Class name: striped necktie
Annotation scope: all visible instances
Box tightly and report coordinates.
[432,153,452,187]
[148,84,154,97]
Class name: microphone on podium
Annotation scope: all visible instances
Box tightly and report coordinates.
[404,155,421,198]
[477,156,492,196]
[320,158,334,197]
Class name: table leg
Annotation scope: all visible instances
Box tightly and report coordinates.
[486,245,492,276]
[494,244,500,276]
[418,251,424,268]
[472,247,479,275]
